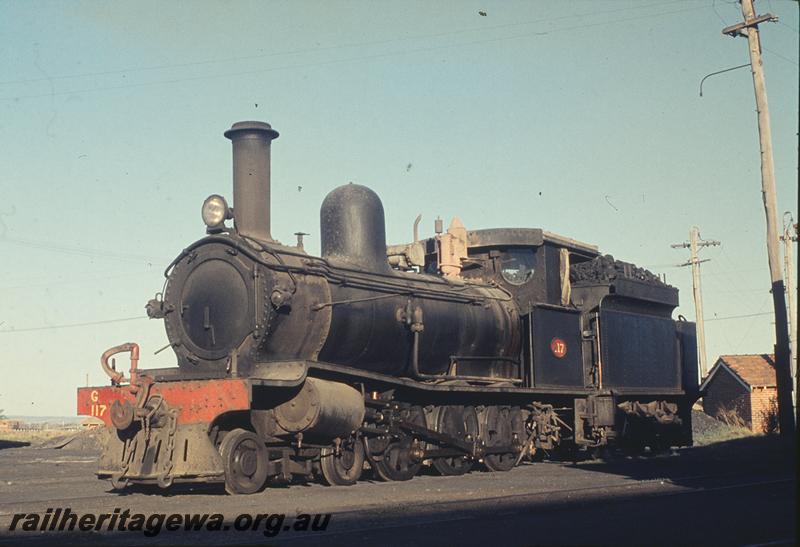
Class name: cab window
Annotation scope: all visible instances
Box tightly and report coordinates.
[500,249,537,285]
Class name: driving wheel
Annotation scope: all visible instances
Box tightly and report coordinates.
[219,428,268,495]
[432,405,477,476]
[367,406,426,481]
[482,406,517,472]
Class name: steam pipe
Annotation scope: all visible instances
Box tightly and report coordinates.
[100,342,140,386]
[224,121,279,242]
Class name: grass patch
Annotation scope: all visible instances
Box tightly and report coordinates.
[693,425,753,446]
[691,410,753,446]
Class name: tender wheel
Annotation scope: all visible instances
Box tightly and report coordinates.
[320,436,365,486]
[482,406,517,472]
[432,405,478,476]
[367,406,426,482]
[219,428,268,495]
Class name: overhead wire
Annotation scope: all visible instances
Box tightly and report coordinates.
[0,271,146,291]
[762,46,799,66]
[0,316,147,334]
[0,236,171,264]
[0,3,708,102]
[0,0,690,87]
[705,311,773,322]
[711,0,731,26]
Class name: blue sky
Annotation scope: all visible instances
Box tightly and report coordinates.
[0,0,797,416]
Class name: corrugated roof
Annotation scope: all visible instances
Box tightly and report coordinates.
[718,354,777,388]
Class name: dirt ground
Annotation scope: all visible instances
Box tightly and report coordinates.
[0,415,795,546]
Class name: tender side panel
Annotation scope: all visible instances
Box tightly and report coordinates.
[77,378,252,426]
[599,309,680,389]
[676,320,699,395]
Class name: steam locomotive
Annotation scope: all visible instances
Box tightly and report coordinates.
[77,121,699,494]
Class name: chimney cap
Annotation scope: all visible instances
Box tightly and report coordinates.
[224,121,279,140]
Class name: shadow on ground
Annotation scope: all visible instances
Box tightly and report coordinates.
[0,440,30,450]
[576,434,796,485]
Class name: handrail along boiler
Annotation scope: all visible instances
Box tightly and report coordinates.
[77,121,700,493]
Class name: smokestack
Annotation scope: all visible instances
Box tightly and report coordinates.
[224,121,279,242]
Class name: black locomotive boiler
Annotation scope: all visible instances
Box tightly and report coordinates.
[77,121,699,494]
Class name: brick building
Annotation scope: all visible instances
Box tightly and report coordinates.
[700,354,778,433]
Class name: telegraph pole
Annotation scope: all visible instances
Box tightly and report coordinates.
[672,227,720,381]
[782,214,797,401]
[723,0,795,437]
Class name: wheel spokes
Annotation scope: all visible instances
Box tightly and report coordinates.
[320,438,364,486]
[432,406,477,476]
[219,429,268,495]
[367,406,425,481]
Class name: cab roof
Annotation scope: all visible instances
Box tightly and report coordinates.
[466,228,599,256]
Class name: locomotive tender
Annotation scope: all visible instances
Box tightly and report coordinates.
[77,121,699,494]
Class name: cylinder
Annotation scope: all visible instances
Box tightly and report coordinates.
[224,121,279,242]
[273,378,365,440]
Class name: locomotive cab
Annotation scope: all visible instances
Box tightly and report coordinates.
[456,228,598,313]
[417,227,600,390]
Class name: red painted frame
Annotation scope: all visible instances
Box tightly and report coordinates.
[77,378,251,426]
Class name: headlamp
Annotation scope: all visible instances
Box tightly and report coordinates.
[201,194,230,228]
